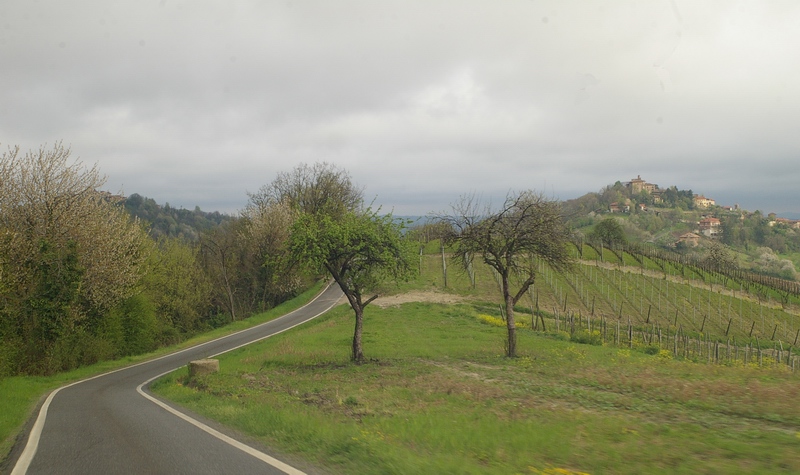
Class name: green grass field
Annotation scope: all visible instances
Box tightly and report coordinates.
[149,253,800,474]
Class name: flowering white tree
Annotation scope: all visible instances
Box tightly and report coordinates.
[0,143,150,373]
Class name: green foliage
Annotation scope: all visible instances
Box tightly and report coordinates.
[570,329,603,346]
[110,294,158,355]
[0,239,87,374]
[0,144,152,375]
[142,237,213,333]
[291,210,415,295]
[589,217,627,247]
[642,345,660,355]
[290,208,415,361]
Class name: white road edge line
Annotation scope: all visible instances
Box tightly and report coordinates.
[12,283,340,475]
[136,382,304,475]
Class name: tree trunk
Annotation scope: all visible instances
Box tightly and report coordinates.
[352,304,365,363]
[502,272,517,357]
[506,318,517,357]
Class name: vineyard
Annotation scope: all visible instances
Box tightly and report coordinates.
[419,241,800,369]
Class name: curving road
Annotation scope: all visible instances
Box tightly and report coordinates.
[8,283,343,475]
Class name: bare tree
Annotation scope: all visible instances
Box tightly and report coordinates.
[200,221,243,321]
[248,162,363,218]
[439,191,574,357]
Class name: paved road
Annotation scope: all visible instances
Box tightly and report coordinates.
[9,283,343,475]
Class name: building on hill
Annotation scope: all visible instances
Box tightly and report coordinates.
[771,217,800,229]
[627,175,646,194]
[625,175,659,195]
[676,232,701,247]
[609,202,630,213]
[650,189,664,203]
[698,217,721,237]
[694,195,716,208]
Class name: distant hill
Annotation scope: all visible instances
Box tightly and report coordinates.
[123,193,234,241]
[562,178,800,281]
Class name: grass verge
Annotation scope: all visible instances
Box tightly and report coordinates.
[151,300,800,474]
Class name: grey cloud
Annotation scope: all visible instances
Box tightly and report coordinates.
[1,1,798,215]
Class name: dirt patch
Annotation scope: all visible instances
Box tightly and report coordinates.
[373,291,468,308]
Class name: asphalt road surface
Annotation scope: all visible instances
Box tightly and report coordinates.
[8,283,343,475]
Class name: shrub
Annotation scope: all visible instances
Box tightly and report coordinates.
[570,329,603,346]
[642,345,660,355]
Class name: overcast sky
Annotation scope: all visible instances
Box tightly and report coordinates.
[1,1,797,216]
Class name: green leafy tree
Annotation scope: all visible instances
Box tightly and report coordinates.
[440,191,574,357]
[290,209,414,363]
[142,237,213,335]
[720,216,744,246]
[241,161,365,312]
[590,217,627,247]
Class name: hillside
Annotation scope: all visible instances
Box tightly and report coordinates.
[123,193,234,241]
[562,176,800,282]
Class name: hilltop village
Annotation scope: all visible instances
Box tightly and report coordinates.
[601,175,798,247]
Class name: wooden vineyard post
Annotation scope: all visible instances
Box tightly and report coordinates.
[602,316,607,343]
[628,319,633,349]
[554,307,559,333]
[441,242,447,288]
[726,339,731,363]
[756,337,762,366]
[673,329,678,357]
